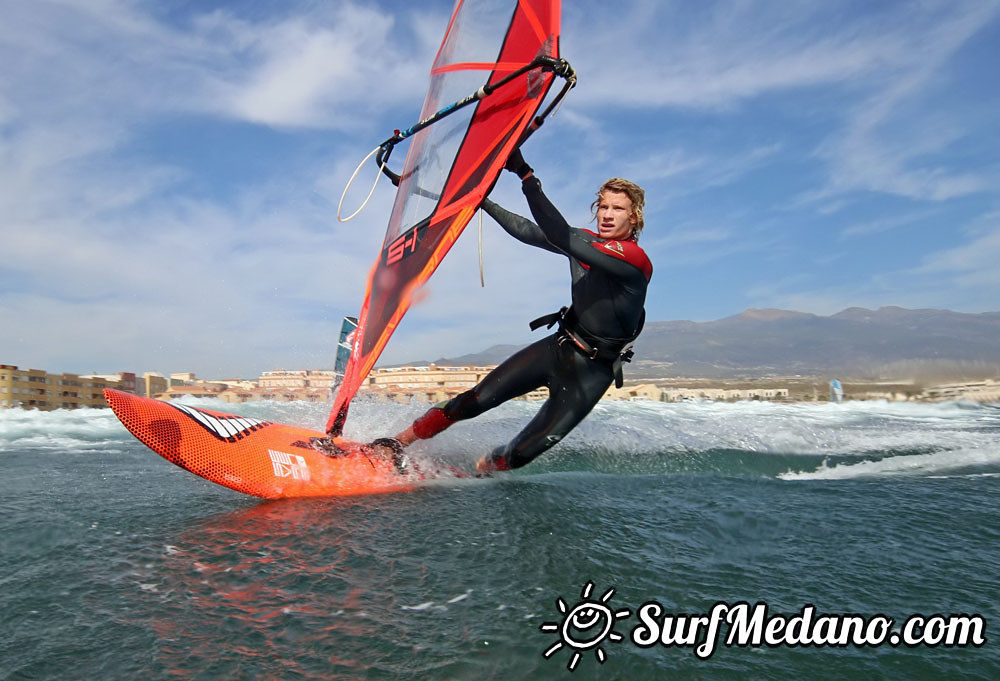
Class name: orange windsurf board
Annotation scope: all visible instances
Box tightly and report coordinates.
[104,389,415,498]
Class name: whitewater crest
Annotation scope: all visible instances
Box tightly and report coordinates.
[2,398,998,480]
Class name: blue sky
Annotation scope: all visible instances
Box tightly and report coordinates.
[2,0,999,378]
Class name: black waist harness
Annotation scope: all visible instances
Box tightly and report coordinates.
[529,306,644,388]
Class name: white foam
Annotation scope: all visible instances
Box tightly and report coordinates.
[779,446,1000,480]
[400,601,447,612]
[5,397,999,480]
[400,602,435,611]
[572,398,1000,460]
[0,406,127,453]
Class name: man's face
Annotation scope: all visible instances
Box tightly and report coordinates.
[595,190,636,241]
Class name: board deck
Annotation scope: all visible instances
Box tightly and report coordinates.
[104,389,416,498]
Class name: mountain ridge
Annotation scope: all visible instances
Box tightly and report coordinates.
[404,307,1000,379]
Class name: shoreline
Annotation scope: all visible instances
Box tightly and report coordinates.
[620,375,1000,403]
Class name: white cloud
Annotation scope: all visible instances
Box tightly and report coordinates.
[564,1,906,110]
[812,1,1000,201]
[0,1,435,130]
[0,0,450,376]
[208,5,433,128]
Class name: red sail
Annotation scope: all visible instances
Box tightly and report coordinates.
[327,0,564,435]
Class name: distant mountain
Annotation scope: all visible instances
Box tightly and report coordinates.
[430,344,526,367]
[423,307,1000,379]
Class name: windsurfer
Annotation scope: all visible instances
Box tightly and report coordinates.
[375,149,652,474]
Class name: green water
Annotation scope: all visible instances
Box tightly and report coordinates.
[2,400,998,679]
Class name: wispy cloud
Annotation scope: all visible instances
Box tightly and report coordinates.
[563,1,1000,206]
[810,1,1000,202]
[838,209,943,239]
[912,213,1000,285]
[566,2,906,110]
[748,207,1000,314]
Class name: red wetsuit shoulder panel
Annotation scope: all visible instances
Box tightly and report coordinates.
[582,230,653,281]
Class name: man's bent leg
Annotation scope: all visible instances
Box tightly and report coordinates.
[394,337,557,447]
[476,349,614,473]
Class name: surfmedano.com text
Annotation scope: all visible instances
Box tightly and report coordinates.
[631,601,987,659]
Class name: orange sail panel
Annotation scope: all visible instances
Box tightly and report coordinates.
[326,0,563,435]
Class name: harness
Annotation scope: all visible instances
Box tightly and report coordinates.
[529,306,644,388]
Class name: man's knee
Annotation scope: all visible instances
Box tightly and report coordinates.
[442,389,487,421]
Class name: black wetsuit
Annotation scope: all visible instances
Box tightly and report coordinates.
[408,176,652,469]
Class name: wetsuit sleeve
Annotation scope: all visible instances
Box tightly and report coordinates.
[480,197,561,255]
[521,177,648,281]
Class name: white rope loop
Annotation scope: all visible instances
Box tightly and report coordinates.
[337,146,386,223]
[338,145,489,288]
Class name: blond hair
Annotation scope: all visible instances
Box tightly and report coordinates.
[590,178,646,239]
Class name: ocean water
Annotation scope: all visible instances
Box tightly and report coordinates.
[2,397,998,680]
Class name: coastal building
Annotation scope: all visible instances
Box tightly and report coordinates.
[603,383,664,401]
[214,378,258,390]
[355,364,551,403]
[166,373,257,391]
[0,364,114,410]
[156,384,228,400]
[258,369,337,391]
[7,361,832,410]
[84,372,138,394]
[219,389,259,404]
[363,365,492,392]
[141,373,169,398]
[605,383,791,403]
[921,379,1000,402]
[523,387,549,401]
[152,365,536,405]
[357,365,485,404]
[660,386,790,402]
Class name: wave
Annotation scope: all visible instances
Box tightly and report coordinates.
[3,397,999,479]
[778,446,1000,480]
[0,405,126,453]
